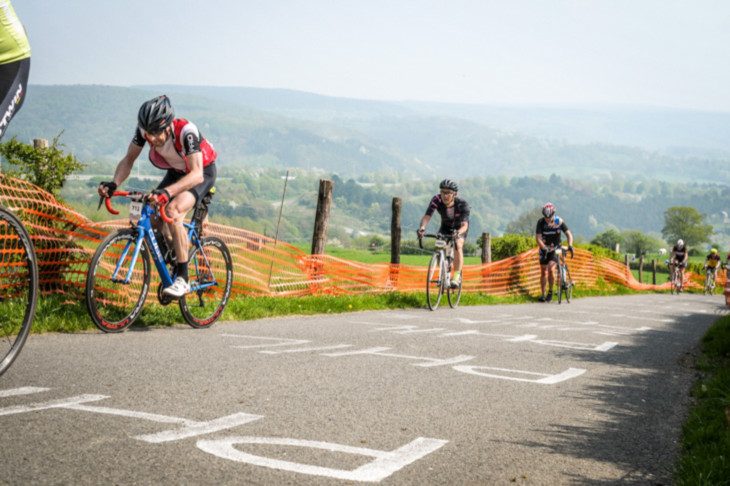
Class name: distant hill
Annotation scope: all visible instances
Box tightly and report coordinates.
[5,84,730,183]
[146,84,730,156]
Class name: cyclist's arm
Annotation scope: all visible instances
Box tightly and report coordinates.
[564,229,574,248]
[457,221,468,237]
[161,152,204,199]
[536,233,547,251]
[99,142,143,196]
[418,214,431,233]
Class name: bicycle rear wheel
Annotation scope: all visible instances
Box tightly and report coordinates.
[180,236,233,328]
[426,252,443,311]
[86,229,151,332]
[0,207,38,377]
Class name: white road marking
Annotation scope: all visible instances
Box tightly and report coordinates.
[453,366,586,384]
[196,436,448,483]
[0,387,50,398]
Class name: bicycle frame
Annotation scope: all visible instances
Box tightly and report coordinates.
[420,232,461,310]
[108,193,218,294]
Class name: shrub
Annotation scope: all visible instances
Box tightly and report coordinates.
[490,234,535,260]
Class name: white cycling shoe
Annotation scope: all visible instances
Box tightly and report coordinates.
[163,277,191,298]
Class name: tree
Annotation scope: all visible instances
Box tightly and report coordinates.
[622,230,664,257]
[505,207,543,236]
[591,229,623,252]
[0,132,84,199]
[661,206,713,247]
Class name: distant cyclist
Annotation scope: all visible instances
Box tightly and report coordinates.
[0,0,31,139]
[536,202,573,302]
[98,95,218,298]
[417,179,470,288]
[669,239,688,292]
[703,248,722,281]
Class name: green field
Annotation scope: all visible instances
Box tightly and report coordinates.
[323,246,484,266]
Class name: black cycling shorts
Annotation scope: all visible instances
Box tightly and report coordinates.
[0,57,30,139]
[438,224,467,241]
[539,248,559,266]
[157,163,216,204]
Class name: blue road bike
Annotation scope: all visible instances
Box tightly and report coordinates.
[85,190,232,332]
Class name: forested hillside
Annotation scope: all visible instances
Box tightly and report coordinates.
[6,84,729,249]
[6,85,730,184]
[63,168,730,250]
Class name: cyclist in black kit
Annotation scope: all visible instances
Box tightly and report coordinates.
[669,239,688,292]
[536,202,573,302]
[417,179,470,288]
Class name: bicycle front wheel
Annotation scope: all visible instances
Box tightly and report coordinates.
[0,207,38,377]
[558,266,564,304]
[426,252,443,311]
[86,229,151,333]
[180,236,233,328]
[564,266,573,303]
[447,271,462,308]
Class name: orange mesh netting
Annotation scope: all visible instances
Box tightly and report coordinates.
[1,174,724,308]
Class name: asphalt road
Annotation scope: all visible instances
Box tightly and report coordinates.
[1,293,726,485]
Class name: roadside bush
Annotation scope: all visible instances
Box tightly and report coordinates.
[490,234,534,260]
[577,243,623,263]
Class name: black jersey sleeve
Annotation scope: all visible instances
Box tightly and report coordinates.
[424,195,440,217]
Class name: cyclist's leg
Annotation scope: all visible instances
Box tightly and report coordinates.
[162,164,216,295]
[0,58,30,139]
[538,250,550,299]
[546,258,557,299]
[452,230,467,284]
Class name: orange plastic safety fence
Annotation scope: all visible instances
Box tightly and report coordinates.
[1,174,722,309]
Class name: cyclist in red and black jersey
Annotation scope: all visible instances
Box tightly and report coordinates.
[417,179,471,288]
[98,95,217,298]
[536,203,573,302]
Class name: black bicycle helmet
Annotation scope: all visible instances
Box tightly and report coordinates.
[439,179,458,192]
[138,95,174,133]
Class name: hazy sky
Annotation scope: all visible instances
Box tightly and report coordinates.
[15,0,730,110]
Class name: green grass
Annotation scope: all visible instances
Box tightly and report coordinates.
[630,268,671,285]
[675,315,730,485]
[311,246,484,266]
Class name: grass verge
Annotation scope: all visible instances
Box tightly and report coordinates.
[31,283,637,333]
[675,315,730,485]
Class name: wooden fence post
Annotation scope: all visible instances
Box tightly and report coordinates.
[311,179,334,255]
[638,256,644,283]
[652,259,657,285]
[625,254,630,279]
[481,232,492,264]
[390,197,401,289]
[390,197,401,265]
